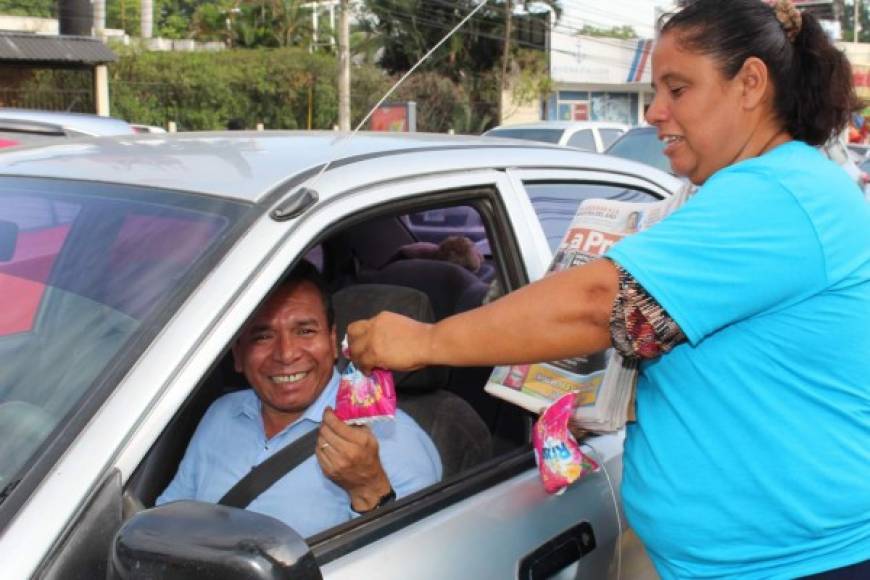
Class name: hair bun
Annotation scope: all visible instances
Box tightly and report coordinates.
[769,0,802,42]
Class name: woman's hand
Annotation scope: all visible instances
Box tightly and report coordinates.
[348,311,433,374]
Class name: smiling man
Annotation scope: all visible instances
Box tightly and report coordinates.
[156,261,441,537]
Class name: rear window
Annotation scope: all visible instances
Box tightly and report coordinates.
[606,129,671,174]
[566,129,596,151]
[599,128,624,149]
[484,128,563,144]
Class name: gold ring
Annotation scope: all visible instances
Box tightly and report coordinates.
[320,442,330,450]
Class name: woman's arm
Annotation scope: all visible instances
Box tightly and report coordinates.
[348,259,618,373]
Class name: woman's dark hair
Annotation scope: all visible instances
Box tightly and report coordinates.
[660,0,861,146]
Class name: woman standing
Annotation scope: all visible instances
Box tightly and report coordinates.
[349,1,870,577]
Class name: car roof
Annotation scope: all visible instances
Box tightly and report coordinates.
[0,108,134,136]
[0,130,681,203]
[487,121,630,131]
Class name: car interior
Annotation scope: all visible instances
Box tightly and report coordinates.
[123,195,536,537]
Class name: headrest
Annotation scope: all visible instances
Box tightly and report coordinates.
[332,284,449,391]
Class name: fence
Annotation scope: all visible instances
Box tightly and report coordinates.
[0,89,95,114]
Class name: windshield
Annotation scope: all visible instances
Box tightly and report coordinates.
[0,179,250,496]
[606,129,672,174]
[484,128,564,144]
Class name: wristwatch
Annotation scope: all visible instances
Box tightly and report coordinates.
[352,487,396,515]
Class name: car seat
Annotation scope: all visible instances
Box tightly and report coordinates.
[332,283,492,478]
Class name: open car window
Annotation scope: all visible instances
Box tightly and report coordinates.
[126,189,531,549]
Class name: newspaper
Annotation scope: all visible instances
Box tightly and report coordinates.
[485,184,692,432]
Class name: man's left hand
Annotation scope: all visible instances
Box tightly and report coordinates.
[316,407,391,512]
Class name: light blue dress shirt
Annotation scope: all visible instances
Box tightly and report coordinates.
[157,370,442,537]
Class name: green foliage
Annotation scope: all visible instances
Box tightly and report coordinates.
[105,47,347,130]
[579,24,638,39]
[510,48,552,106]
[0,0,55,17]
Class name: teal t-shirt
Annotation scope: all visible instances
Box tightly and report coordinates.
[607,141,870,579]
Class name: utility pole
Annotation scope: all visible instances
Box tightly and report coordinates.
[338,0,351,131]
[855,0,862,42]
[499,0,513,124]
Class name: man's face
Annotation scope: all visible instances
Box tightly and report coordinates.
[233,281,337,431]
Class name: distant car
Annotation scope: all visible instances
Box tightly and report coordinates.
[482,121,629,153]
[130,124,168,134]
[0,108,134,149]
[822,136,870,196]
[608,126,869,198]
[605,125,672,174]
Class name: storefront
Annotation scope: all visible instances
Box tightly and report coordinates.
[545,34,653,126]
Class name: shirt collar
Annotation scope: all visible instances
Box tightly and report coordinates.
[236,369,340,428]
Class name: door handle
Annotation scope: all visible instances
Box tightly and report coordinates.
[518,521,596,580]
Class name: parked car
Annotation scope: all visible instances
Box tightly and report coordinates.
[822,136,870,196]
[608,126,869,200]
[482,121,629,153]
[0,131,681,579]
[605,125,671,174]
[0,108,135,149]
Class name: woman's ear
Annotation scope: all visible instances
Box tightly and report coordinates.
[738,56,771,111]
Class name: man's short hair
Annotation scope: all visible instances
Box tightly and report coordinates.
[278,259,335,329]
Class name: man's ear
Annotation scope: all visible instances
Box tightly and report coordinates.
[330,324,338,360]
[738,56,770,111]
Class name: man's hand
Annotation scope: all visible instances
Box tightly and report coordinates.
[347,311,433,374]
[316,407,391,512]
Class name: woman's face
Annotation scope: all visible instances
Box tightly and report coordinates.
[645,31,753,185]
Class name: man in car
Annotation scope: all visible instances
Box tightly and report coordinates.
[157,260,442,537]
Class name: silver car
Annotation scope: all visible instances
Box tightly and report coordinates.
[0,132,679,579]
[0,108,134,149]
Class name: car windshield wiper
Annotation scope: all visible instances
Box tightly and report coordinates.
[0,478,21,507]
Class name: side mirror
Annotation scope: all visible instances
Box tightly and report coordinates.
[0,220,17,261]
[109,500,322,580]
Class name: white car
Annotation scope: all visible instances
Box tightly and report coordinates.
[483,121,630,153]
[0,131,680,579]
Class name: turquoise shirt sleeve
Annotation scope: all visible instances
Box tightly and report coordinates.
[607,166,828,345]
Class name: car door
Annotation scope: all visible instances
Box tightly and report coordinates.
[299,167,624,579]
[108,164,624,580]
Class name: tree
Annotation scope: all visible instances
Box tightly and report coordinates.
[578,24,638,39]
[0,0,55,17]
[840,0,870,42]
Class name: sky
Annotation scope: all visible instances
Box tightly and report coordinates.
[557,0,677,38]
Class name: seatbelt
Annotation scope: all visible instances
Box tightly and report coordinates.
[218,428,319,509]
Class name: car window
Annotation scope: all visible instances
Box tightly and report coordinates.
[606,129,672,174]
[524,182,659,251]
[483,128,563,144]
[0,182,249,495]
[403,205,485,244]
[598,128,624,150]
[566,129,596,151]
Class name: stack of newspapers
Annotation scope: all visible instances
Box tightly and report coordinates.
[485,184,692,432]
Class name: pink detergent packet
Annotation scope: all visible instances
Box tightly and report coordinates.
[533,393,598,495]
[334,336,397,425]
